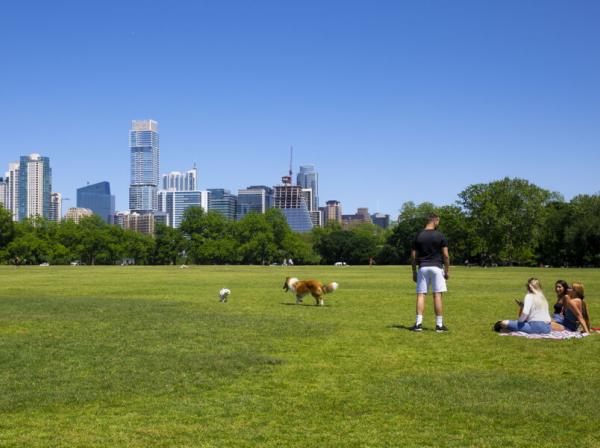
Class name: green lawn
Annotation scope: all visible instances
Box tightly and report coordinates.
[1,265,599,447]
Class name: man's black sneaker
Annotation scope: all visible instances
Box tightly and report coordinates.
[409,324,423,332]
[435,325,449,333]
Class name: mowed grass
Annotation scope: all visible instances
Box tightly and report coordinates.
[0,266,599,447]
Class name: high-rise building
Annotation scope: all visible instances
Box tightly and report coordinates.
[207,189,237,221]
[297,165,319,211]
[6,163,20,221]
[0,177,7,210]
[49,193,62,222]
[162,165,197,191]
[158,190,208,228]
[64,207,94,224]
[18,153,52,221]
[77,181,116,224]
[273,174,313,233]
[237,185,273,220]
[129,120,159,213]
[322,200,342,226]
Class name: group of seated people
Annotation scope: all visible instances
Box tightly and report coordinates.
[494,278,591,334]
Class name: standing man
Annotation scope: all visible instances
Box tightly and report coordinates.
[410,213,450,332]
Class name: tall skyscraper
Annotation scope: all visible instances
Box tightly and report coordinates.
[129,120,159,213]
[49,192,62,222]
[18,153,52,221]
[162,165,197,191]
[297,165,319,211]
[6,162,20,221]
[77,181,115,224]
[0,177,7,209]
[237,185,273,220]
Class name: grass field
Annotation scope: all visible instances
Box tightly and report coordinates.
[1,265,599,447]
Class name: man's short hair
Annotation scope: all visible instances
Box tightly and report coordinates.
[427,213,440,222]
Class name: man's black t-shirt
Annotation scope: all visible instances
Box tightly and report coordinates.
[412,229,448,268]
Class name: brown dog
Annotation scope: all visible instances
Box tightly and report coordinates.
[283,277,339,306]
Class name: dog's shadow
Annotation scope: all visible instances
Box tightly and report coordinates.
[391,324,436,332]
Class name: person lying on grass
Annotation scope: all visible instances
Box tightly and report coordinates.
[494,278,552,334]
[552,282,591,333]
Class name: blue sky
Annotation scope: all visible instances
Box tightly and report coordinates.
[1,0,599,217]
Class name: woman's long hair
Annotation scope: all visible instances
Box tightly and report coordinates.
[527,278,549,308]
[555,280,570,298]
[571,282,591,330]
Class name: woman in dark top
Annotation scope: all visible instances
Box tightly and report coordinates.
[552,282,591,333]
[552,280,570,318]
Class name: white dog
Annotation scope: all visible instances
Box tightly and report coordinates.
[219,288,231,303]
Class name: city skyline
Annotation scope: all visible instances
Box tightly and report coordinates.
[1,1,599,217]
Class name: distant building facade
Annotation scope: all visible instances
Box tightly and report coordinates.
[321,200,342,226]
[342,207,372,229]
[237,185,273,219]
[162,165,197,191]
[5,163,20,221]
[129,120,159,213]
[18,153,52,221]
[158,189,208,228]
[49,192,62,222]
[114,211,155,235]
[0,177,7,210]
[77,181,115,224]
[371,212,390,229]
[207,188,237,221]
[273,174,313,233]
[296,165,319,212]
[64,207,93,224]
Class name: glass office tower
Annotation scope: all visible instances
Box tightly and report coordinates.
[77,181,116,223]
[129,120,159,212]
[296,165,319,211]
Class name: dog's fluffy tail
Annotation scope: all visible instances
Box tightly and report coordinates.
[324,282,338,293]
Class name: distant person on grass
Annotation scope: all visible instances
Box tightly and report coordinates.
[494,278,552,334]
[552,282,591,333]
[410,213,450,332]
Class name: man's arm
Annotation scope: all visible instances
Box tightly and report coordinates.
[442,247,450,280]
[411,249,417,282]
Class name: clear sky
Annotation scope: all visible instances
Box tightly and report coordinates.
[1,0,599,217]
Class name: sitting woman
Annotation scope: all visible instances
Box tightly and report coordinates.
[552,280,570,320]
[494,278,552,334]
[552,282,591,333]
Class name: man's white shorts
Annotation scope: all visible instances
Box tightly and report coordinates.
[416,266,447,294]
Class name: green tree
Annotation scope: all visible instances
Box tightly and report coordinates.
[458,177,557,265]
[78,215,111,265]
[153,224,186,265]
[564,194,600,266]
[0,205,16,251]
[536,201,572,267]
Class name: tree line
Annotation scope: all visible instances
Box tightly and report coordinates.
[1,177,599,266]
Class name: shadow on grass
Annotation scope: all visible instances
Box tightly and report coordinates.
[391,324,438,332]
[279,302,330,307]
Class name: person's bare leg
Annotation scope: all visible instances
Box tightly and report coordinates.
[416,293,426,315]
[433,293,443,316]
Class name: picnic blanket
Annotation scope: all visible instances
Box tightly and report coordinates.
[499,330,589,339]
